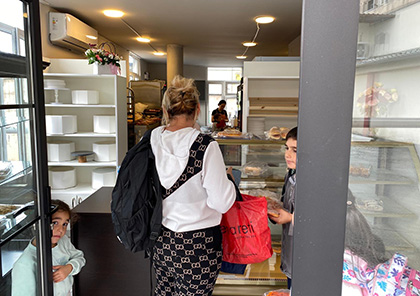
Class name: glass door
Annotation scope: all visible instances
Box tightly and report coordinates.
[343,1,420,294]
[0,0,52,295]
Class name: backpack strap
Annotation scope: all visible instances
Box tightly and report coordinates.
[163,133,214,198]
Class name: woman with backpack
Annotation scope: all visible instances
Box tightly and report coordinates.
[150,75,236,296]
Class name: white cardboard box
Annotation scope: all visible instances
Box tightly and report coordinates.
[72,90,99,105]
[46,115,77,135]
[47,141,75,161]
[49,167,77,189]
[92,141,116,161]
[92,167,116,189]
[93,115,115,134]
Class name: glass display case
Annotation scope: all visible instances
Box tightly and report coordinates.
[215,139,288,295]
[215,135,420,294]
[349,136,420,269]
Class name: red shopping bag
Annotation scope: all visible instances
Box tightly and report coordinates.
[221,194,273,264]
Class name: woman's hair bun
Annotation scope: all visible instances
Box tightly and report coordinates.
[162,75,199,119]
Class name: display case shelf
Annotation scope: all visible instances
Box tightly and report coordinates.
[48,161,115,167]
[45,104,115,108]
[46,132,116,138]
[356,195,416,218]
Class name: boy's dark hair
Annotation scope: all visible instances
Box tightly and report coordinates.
[345,190,385,268]
[286,126,297,141]
[218,99,227,106]
[51,199,78,224]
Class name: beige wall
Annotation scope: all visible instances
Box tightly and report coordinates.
[40,3,130,80]
[148,62,207,81]
[288,35,301,57]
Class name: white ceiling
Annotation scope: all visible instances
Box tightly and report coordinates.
[43,0,303,67]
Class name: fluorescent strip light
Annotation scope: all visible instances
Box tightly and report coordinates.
[153,52,165,56]
[236,56,247,59]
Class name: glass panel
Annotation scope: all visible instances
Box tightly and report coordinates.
[343,1,420,294]
[3,223,40,294]
[0,31,13,54]
[209,83,222,95]
[1,78,29,105]
[208,67,242,81]
[226,83,239,95]
[216,141,287,289]
[0,0,38,250]
[0,0,24,30]
[19,37,25,57]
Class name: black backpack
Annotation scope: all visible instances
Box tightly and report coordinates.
[111,130,214,255]
[111,129,163,254]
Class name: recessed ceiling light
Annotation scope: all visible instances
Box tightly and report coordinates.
[236,56,247,59]
[153,52,165,56]
[255,16,275,24]
[136,37,151,43]
[243,42,257,47]
[103,10,124,18]
[86,35,98,40]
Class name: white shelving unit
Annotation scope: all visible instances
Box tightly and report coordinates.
[242,60,300,133]
[43,73,127,208]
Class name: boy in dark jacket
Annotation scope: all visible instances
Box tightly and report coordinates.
[268,126,297,290]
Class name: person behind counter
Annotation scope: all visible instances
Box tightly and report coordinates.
[211,99,229,131]
[151,75,236,296]
[268,126,297,290]
[12,200,86,296]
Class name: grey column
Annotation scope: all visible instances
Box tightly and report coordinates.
[291,0,360,295]
[167,44,183,86]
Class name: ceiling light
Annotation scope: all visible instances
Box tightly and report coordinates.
[236,56,247,59]
[103,10,124,18]
[153,52,165,56]
[86,35,98,40]
[136,37,151,43]
[243,42,257,47]
[255,16,275,24]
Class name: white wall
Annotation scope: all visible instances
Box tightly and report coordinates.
[358,2,420,57]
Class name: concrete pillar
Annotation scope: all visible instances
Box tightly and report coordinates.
[167,44,183,86]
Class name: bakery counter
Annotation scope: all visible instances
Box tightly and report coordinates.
[72,187,151,296]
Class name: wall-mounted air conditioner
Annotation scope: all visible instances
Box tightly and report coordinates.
[49,12,98,52]
[357,42,370,60]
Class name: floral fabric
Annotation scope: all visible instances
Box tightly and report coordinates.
[343,251,420,296]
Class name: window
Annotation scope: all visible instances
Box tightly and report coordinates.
[0,15,28,163]
[129,53,141,81]
[207,68,242,126]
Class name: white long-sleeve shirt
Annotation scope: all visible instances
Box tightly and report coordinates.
[151,126,235,232]
[12,235,86,296]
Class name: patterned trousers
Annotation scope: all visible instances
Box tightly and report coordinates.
[152,225,222,296]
